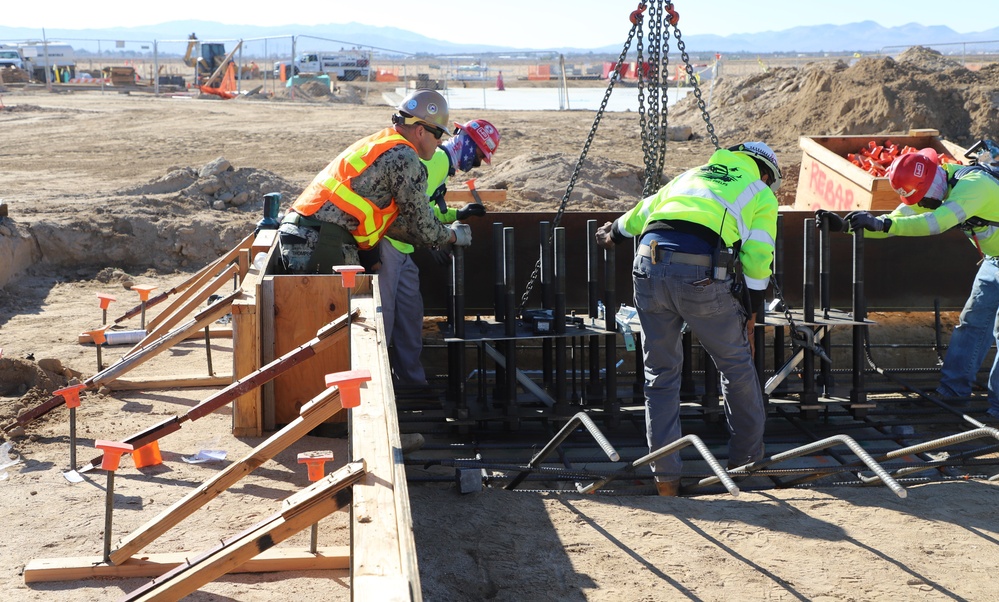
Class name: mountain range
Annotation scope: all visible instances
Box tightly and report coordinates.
[1,20,997,56]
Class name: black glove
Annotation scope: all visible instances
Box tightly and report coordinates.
[455,203,486,220]
[429,247,452,266]
[814,209,851,233]
[845,211,889,233]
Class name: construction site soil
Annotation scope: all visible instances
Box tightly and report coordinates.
[1,47,998,601]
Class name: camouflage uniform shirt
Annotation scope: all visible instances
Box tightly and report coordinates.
[279,142,453,271]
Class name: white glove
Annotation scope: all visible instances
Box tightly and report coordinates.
[450,223,472,247]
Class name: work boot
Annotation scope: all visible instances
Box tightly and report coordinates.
[400,432,425,455]
[655,479,681,497]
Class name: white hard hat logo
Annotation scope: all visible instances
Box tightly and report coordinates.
[913,162,925,178]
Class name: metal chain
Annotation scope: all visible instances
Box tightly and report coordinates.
[670,9,719,149]
[516,6,642,312]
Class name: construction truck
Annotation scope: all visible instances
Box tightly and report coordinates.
[276,50,371,81]
[16,42,76,82]
[183,33,229,83]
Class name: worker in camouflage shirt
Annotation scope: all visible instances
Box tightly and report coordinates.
[278,89,470,273]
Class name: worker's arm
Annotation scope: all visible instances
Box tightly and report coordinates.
[362,147,455,247]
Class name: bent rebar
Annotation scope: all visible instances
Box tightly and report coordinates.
[695,435,907,498]
[505,412,619,491]
[577,434,739,496]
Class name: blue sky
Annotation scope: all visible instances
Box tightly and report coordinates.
[6,1,993,49]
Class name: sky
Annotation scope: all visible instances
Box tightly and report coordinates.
[4,1,993,49]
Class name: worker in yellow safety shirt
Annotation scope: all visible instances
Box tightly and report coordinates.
[596,141,781,496]
[818,146,999,421]
[373,119,501,386]
[277,89,471,274]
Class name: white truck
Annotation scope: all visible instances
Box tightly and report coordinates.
[0,45,25,70]
[18,43,76,82]
[276,50,370,81]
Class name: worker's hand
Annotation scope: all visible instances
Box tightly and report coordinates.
[429,247,452,266]
[845,211,887,232]
[450,223,472,247]
[814,209,851,233]
[595,221,616,250]
[456,203,486,220]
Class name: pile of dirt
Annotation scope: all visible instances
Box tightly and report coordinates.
[27,157,302,272]
[671,46,999,154]
[0,357,84,434]
[476,152,646,213]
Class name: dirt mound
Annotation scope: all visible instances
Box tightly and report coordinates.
[0,357,85,433]
[477,152,645,213]
[27,157,303,272]
[671,46,999,155]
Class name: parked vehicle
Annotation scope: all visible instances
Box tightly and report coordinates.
[274,50,370,81]
[17,42,76,82]
[0,45,25,70]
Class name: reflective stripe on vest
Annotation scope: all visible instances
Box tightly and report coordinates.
[290,127,415,250]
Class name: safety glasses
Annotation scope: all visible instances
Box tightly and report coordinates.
[421,123,446,140]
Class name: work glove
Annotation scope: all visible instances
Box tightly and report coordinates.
[450,222,472,247]
[455,203,487,220]
[429,247,452,266]
[814,209,851,233]
[845,211,889,233]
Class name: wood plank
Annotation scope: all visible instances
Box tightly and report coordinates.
[78,326,232,344]
[23,547,349,583]
[232,271,261,436]
[261,276,277,431]
[349,291,422,601]
[143,235,252,333]
[91,292,239,388]
[443,189,506,204]
[110,386,345,565]
[128,263,239,355]
[272,275,350,425]
[107,375,233,391]
[121,462,364,602]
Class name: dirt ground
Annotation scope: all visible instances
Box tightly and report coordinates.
[2,48,999,601]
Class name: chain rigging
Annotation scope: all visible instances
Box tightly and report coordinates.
[516,1,720,312]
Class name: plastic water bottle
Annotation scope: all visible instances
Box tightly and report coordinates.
[596,300,605,320]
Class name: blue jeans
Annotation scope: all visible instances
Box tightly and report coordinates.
[633,253,766,480]
[938,257,999,414]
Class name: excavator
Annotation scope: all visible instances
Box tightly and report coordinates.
[183,33,235,83]
[183,33,245,97]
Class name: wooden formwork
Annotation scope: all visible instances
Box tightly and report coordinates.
[24,229,422,600]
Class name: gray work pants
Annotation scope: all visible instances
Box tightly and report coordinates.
[633,252,766,481]
[378,242,428,385]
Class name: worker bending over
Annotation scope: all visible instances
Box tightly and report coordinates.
[596,142,780,495]
[376,119,501,386]
[820,147,999,420]
[277,89,471,273]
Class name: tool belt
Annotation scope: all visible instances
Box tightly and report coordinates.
[636,243,712,267]
[282,211,355,273]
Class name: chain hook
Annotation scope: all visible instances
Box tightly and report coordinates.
[665,5,679,25]
[630,3,647,25]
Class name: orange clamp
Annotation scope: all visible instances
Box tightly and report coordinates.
[325,369,372,409]
[95,439,134,471]
[87,326,109,346]
[297,450,335,482]
[96,293,117,310]
[332,265,364,288]
[466,178,477,191]
[131,284,157,301]
[54,383,88,410]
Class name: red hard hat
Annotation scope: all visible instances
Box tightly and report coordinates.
[886,148,939,205]
[454,119,500,164]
